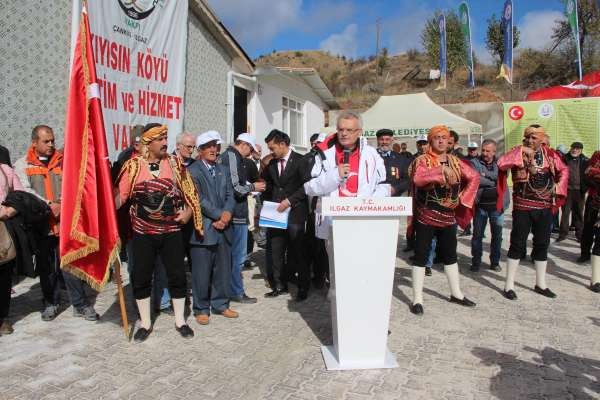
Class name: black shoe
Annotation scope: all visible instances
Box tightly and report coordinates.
[133,327,152,343]
[231,294,258,304]
[555,236,567,243]
[425,267,432,276]
[296,290,308,302]
[590,283,600,293]
[410,303,424,315]
[175,324,194,339]
[503,290,517,300]
[279,286,289,294]
[470,264,480,272]
[490,264,502,272]
[403,246,414,253]
[449,296,476,307]
[577,255,591,263]
[534,286,557,298]
[408,255,416,263]
[264,289,281,298]
[460,230,471,236]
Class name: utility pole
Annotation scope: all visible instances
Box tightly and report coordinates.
[375,18,381,76]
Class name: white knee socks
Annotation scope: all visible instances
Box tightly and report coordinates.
[136,297,151,330]
[534,260,548,290]
[505,258,519,291]
[172,298,187,328]
[412,266,425,305]
[592,255,600,285]
[444,263,464,300]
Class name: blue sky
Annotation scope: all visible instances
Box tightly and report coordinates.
[207,0,566,64]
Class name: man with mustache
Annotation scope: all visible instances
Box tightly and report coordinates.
[187,131,238,325]
[497,125,568,301]
[408,125,479,315]
[116,123,203,343]
[376,129,411,197]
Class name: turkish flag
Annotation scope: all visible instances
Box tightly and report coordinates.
[59,6,120,291]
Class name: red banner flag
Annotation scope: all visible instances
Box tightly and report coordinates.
[59,6,120,291]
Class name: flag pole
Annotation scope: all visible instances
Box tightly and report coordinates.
[113,256,130,339]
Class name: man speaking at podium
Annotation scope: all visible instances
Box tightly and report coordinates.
[303,111,390,237]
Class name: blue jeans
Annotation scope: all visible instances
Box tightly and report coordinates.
[63,270,90,309]
[126,240,171,309]
[471,208,504,267]
[231,224,248,297]
[426,237,437,268]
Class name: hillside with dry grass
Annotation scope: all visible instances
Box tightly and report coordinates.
[255,50,537,110]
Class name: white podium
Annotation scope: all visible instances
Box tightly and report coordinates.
[320,197,412,371]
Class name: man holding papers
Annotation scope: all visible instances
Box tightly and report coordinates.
[263,130,310,301]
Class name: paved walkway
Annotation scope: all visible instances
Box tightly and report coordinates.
[1,219,599,400]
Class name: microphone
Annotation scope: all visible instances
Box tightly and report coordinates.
[343,149,350,165]
[342,149,351,183]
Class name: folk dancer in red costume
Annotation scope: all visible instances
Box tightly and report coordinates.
[408,125,480,315]
[582,150,600,292]
[116,124,203,342]
[497,125,568,300]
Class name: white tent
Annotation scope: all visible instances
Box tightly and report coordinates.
[360,93,483,143]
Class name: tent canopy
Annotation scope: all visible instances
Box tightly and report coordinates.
[360,93,483,139]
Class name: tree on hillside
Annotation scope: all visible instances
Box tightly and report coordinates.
[421,11,467,75]
[377,47,389,75]
[485,14,520,67]
[551,0,600,75]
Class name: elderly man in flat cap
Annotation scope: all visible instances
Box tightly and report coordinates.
[557,141,588,242]
[116,123,203,343]
[376,129,411,197]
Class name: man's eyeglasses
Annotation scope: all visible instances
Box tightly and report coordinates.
[337,128,360,134]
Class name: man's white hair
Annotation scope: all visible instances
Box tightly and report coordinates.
[176,132,195,145]
[336,110,363,129]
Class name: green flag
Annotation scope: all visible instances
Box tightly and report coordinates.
[459,2,475,88]
[566,0,583,80]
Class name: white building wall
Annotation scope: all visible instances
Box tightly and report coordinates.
[0,1,72,160]
[184,15,231,137]
[253,74,326,153]
[0,1,236,163]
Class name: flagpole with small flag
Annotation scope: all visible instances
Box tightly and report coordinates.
[60,2,128,338]
[497,0,514,84]
[566,0,583,80]
[459,1,475,89]
[436,13,447,91]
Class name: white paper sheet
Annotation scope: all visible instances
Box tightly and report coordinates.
[259,201,290,229]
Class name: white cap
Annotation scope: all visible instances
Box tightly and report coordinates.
[468,142,479,148]
[196,131,220,148]
[236,133,258,151]
[416,134,428,143]
[208,130,222,144]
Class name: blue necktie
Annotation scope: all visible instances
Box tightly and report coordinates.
[208,165,215,178]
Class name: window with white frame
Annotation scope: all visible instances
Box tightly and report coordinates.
[282,96,304,146]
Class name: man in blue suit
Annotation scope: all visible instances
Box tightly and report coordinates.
[188,131,239,325]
